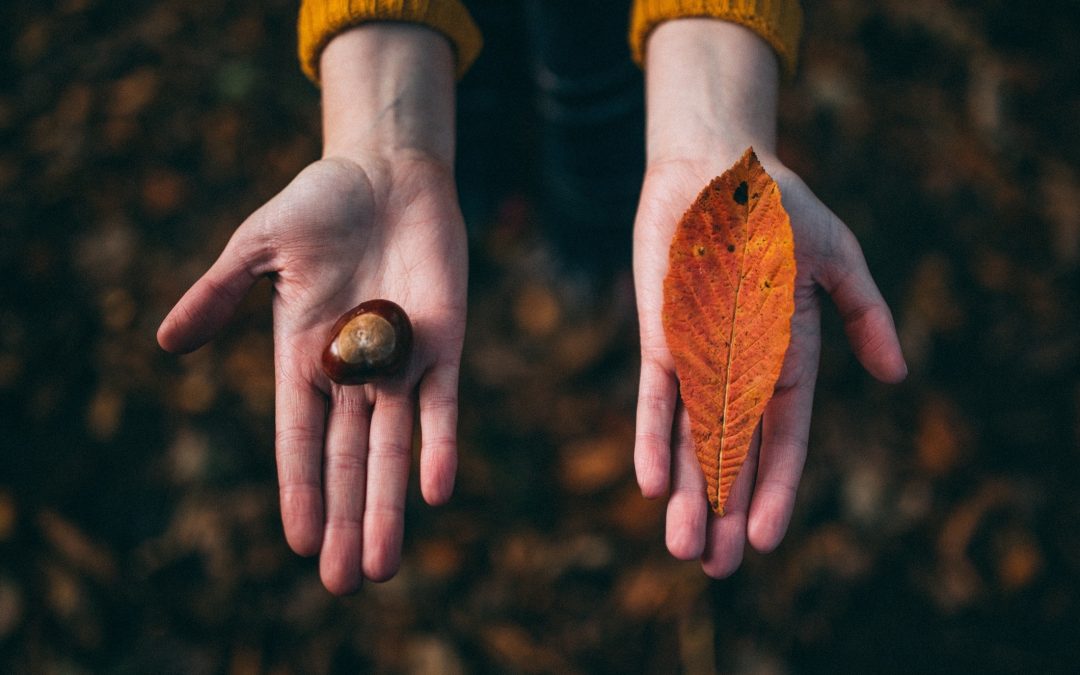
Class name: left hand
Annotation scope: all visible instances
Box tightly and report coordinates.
[634,151,907,577]
[633,20,907,577]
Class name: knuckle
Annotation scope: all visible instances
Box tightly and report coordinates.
[369,438,412,463]
[422,437,456,458]
[638,391,674,416]
[324,452,366,476]
[635,429,671,453]
[756,478,798,503]
[276,427,322,452]
[420,393,458,415]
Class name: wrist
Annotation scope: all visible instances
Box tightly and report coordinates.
[320,23,456,168]
[644,19,779,168]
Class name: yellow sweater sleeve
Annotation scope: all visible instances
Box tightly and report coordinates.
[298,0,482,84]
[630,0,803,79]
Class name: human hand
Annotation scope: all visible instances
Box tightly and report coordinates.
[633,20,907,577]
[157,25,466,594]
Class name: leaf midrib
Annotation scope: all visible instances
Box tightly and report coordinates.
[718,178,750,483]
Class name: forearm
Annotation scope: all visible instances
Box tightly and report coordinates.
[320,23,456,167]
[644,19,779,167]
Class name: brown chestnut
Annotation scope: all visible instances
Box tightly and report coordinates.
[321,299,413,385]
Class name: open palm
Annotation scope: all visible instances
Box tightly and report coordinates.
[158,155,467,593]
[633,153,907,577]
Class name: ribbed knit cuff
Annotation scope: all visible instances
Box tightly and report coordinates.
[630,0,803,79]
[298,0,483,84]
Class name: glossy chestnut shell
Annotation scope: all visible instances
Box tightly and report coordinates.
[321,299,413,385]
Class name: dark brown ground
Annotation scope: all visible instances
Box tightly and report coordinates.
[2,1,1079,672]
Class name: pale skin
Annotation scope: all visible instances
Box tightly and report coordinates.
[158,25,465,594]
[158,18,907,593]
[634,20,907,577]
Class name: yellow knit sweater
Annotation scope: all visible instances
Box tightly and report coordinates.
[298,0,802,83]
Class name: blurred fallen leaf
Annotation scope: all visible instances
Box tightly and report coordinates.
[616,562,675,619]
[916,393,971,475]
[558,433,630,495]
[934,480,1015,610]
[85,386,124,441]
[415,537,465,580]
[37,510,118,584]
[142,167,190,218]
[109,67,159,118]
[605,484,664,540]
[405,635,466,675]
[514,282,562,339]
[996,528,1043,592]
[481,624,576,675]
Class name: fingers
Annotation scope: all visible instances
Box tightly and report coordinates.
[664,408,707,560]
[701,426,761,579]
[274,360,327,559]
[635,357,677,498]
[818,226,907,383]
[320,365,442,589]
[319,387,372,595]
[363,387,415,582]
[418,364,459,506]
[157,234,262,354]
[318,369,434,592]
[747,304,820,552]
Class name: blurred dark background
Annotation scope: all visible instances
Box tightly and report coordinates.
[2,0,1079,672]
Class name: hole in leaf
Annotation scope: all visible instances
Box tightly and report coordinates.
[733,181,749,205]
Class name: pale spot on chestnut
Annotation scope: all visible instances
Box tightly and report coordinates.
[321,300,412,385]
[335,313,396,365]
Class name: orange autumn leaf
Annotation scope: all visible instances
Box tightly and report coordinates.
[662,148,796,515]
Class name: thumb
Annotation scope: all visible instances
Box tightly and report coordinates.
[817,223,908,384]
[157,228,266,354]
